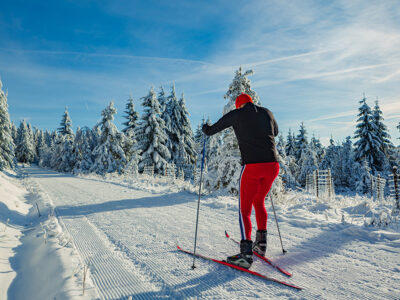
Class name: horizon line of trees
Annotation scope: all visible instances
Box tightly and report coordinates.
[1,72,400,196]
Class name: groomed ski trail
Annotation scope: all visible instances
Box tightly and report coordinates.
[24,165,400,299]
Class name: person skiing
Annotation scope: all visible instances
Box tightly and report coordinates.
[202,93,279,269]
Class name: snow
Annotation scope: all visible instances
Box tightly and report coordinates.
[0,168,98,300]
[2,165,400,299]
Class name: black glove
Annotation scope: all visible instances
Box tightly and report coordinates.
[202,124,209,135]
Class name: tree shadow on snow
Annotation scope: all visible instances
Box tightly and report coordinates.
[126,271,235,299]
[272,223,359,268]
[56,192,195,218]
[21,166,74,179]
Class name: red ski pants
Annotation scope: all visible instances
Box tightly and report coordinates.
[238,162,280,241]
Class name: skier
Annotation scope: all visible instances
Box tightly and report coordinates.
[202,93,279,269]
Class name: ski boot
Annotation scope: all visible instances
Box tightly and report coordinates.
[226,240,253,269]
[253,230,267,256]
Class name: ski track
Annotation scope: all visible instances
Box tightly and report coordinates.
[25,165,400,299]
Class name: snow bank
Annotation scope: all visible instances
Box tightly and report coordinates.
[0,169,98,299]
[0,170,30,300]
[0,170,30,215]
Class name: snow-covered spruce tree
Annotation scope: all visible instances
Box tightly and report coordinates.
[39,131,56,168]
[339,136,358,189]
[122,95,139,134]
[285,129,296,157]
[320,136,341,186]
[26,123,37,161]
[136,87,170,174]
[295,122,308,161]
[49,133,64,169]
[35,129,46,163]
[72,127,93,173]
[276,134,286,157]
[397,122,400,139]
[353,96,384,173]
[276,134,297,189]
[121,95,140,165]
[161,85,174,153]
[58,107,73,136]
[297,143,318,187]
[124,130,139,176]
[53,107,75,172]
[310,135,324,165]
[372,99,395,170]
[11,122,18,145]
[15,120,35,164]
[162,85,196,176]
[91,102,126,174]
[157,86,167,114]
[123,120,140,176]
[205,67,260,194]
[0,80,15,170]
[163,84,181,164]
[355,159,372,194]
[203,132,223,191]
[177,92,196,170]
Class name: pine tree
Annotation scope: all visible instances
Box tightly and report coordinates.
[397,122,400,139]
[372,99,394,170]
[121,95,140,167]
[11,122,18,145]
[58,107,73,136]
[295,122,308,161]
[310,135,324,164]
[206,67,260,194]
[136,87,170,174]
[340,136,357,189]
[353,95,383,173]
[35,129,46,163]
[122,95,139,134]
[276,134,297,189]
[297,144,318,186]
[55,107,75,172]
[0,80,15,170]
[177,92,196,168]
[73,127,93,173]
[15,120,35,163]
[320,136,341,187]
[276,134,286,157]
[157,86,167,114]
[91,102,127,174]
[163,84,182,165]
[223,66,260,114]
[355,159,372,194]
[285,129,297,157]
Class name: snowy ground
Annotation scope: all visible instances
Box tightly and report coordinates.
[2,165,400,299]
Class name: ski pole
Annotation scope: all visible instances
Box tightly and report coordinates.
[192,137,207,269]
[270,194,287,254]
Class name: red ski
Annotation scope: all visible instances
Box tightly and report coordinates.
[225,231,292,277]
[177,245,302,290]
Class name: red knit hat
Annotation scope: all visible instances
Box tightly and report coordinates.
[235,93,253,109]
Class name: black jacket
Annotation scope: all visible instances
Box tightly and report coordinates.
[202,102,279,165]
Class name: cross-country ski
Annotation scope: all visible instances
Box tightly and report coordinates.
[177,245,302,290]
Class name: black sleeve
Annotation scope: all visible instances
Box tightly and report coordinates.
[272,114,279,137]
[274,118,279,137]
[202,109,238,136]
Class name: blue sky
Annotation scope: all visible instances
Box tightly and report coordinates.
[0,0,399,145]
